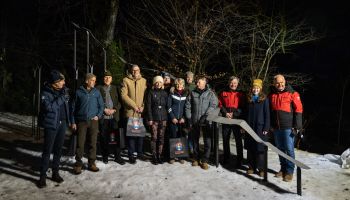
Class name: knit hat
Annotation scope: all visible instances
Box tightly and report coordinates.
[104,70,112,77]
[48,70,65,84]
[161,72,170,78]
[153,76,164,85]
[252,79,263,89]
[85,73,96,81]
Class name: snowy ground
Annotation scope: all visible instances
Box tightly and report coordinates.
[0,112,349,200]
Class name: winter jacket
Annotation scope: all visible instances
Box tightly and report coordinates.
[185,87,218,125]
[120,74,147,118]
[72,86,104,124]
[39,84,72,129]
[218,88,245,118]
[96,84,121,122]
[146,88,168,121]
[269,85,303,130]
[168,87,188,120]
[245,96,270,151]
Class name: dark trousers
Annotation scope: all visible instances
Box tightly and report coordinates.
[222,124,243,162]
[169,122,183,138]
[99,119,121,158]
[40,120,67,176]
[193,124,211,162]
[247,149,264,170]
[75,120,99,164]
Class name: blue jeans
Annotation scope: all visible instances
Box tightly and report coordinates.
[40,120,67,176]
[274,129,295,174]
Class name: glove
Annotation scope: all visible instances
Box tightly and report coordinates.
[233,108,242,118]
[199,115,207,125]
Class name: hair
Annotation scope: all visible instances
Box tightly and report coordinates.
[228,76,239,84]
[85,73,96,81]
[195,74,207,83]
[129,64,140,73]
[186,71,194,78]
[174,78,185,87]
[273,74,285,83]
[247,88,267,103]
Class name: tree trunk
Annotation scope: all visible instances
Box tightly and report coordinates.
[105,0,120,46]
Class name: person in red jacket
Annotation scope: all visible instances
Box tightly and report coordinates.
[218,76,245,167]
[269,74,303,182]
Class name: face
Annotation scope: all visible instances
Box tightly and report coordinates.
[132,66,141,78]
[274,76,286,91]
[229,79,239,90]
[196,79,206,90]
[252,86,261,95]
[86,77,96,88]
[52,79,65,90]
[176,83,184,90]
[186,75,193,84]
[104,76,112,86]
[154,81,163,89]
[164,76,171,85]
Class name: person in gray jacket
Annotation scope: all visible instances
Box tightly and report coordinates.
[185,75,218,170]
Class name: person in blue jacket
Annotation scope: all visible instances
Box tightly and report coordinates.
[37,70,72,188]
[71,73,104,175]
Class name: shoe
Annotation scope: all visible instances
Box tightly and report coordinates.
[52,172,64,183]
[274,171,284,178]
[179,159,185,164]
[192,160,199,167]
[37,175,47,188]
[258,170,265,177]
[152,155,158,165]
[138,154,147,161]
[88,162,99,172]
[114,156,126,165]
[157,155,164,164]
[73,163,82,175]
[246,166,254,175]
[169,159,175,164]
[129,156,136,164]
[102,156,108,164]
[201,162,209,170]
[283,174,293,182]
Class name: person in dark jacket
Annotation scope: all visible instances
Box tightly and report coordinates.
[185,75,218,170]
[167,78,188,164]
[96,70,125,165]
[71,73,104,174]
[37,70,72,188]
[269,74,303,182]
[147,76,169,164]
[218,76,245,167]
[244,79,270,177]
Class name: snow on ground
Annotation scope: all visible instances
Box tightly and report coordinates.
[0,112,349,200]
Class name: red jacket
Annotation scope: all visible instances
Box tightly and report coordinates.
[218,89,245,118]
[269,85,303,130]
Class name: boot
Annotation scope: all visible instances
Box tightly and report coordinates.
[73,162,82,175]
[102,156,108,164]
[283,174,293,182]
[274,171,284,178]
[129,156,136,164]
[88,161,99,172]
[151,154,158,165]
[114,154,126,165]
[157,154,163,164]
[201,162,209,170]
[37,175,47,188]
[52,171,64,183]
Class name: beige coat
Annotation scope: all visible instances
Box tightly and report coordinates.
[120,74,147,117]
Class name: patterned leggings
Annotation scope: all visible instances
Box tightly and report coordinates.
[151,121,167,155]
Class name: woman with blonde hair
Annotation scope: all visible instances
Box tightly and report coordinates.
[244,79,270,176]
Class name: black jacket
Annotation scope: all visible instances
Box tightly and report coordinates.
[147,88,168,121]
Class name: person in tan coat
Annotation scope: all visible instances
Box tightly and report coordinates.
[120,64,147,164]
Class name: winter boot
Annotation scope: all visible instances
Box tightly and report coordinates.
[168,159,175,164]
[52,171,64,183]
[114,154,126,165]
[88,161,99,172]
[274,171,284,178]
[192,160,199,167]
[201,162,209,170]
[157,154,164,164]
[37,175,47,188]
[151,154,158,165]
[283,174,293,182]
[129,156,136,164]
[179,159,185,164]
[246,166,254,175]
[73,162,82,175]
[102,156,108,164]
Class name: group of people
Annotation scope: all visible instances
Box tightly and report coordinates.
[37,64,303,188]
